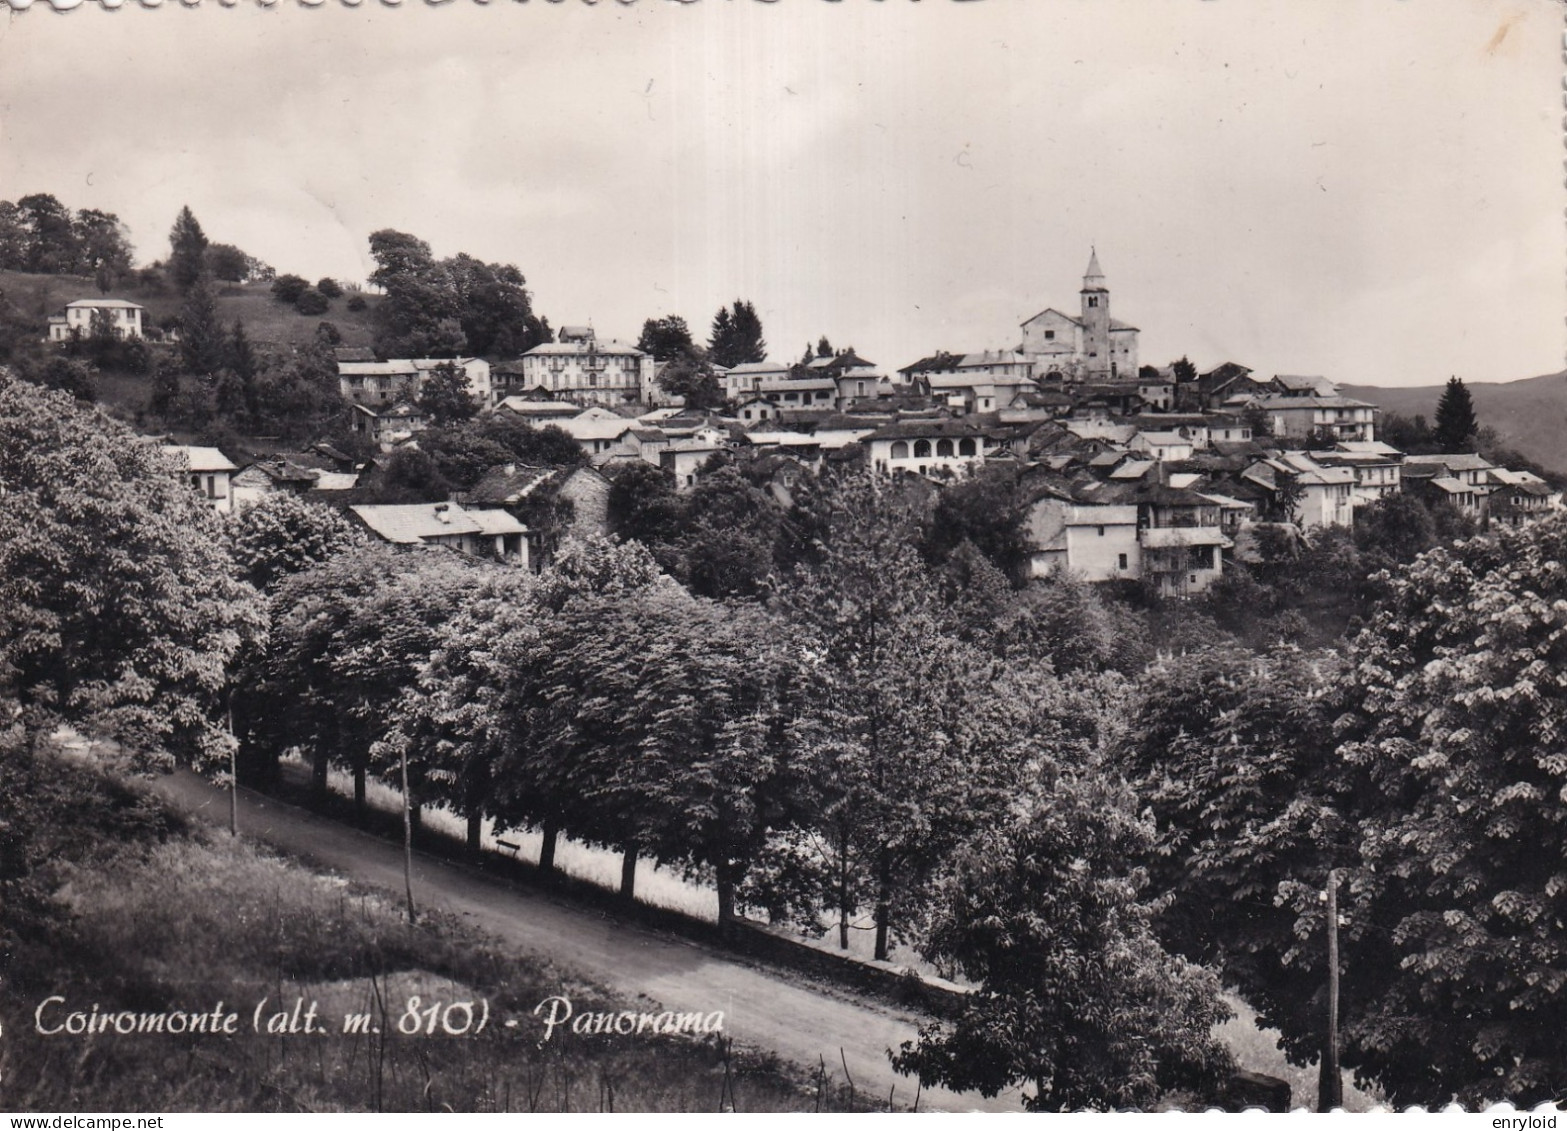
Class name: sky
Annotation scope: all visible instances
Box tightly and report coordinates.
[0,0,1561,387]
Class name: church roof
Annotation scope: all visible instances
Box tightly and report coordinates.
[1082,248,1106,291]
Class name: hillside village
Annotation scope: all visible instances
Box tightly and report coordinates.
[110,251,1560,594]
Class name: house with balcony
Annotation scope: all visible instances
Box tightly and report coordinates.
[517,328,656,408]
[864,418,993,477]
[1133,482,1231,597]
[1250,394,1377,444]
[1316,441,1404,502]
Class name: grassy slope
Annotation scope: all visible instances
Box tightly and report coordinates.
[0,268,380,350]
[0,753,833,1114]
[1341,371,1567,476]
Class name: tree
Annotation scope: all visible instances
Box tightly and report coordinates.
[294,288,330,316]
[891,776,1233,1110]
[922,464,1030,580]
[316,277,343,299]
[676,465,780,599]
[73,209,133,289]
[178,274,227,377]
[205,243,253,283]
[637,315,696,360]
[0,377,265,770]
[816,336,833,359]
[1242,402,1273,439]
[223,492,368,592]
[1433,375,1478,453]
[1377,411,1435,454]
[606,460,685,547]
[418,361,480,426]
[270,274,310,305]
[16,194,79,275]
[1326,514,1567,1106]
[708,299,766,369]
[655,352,724,410]
[445,253,548,358]
[26,356,96,402]
[168,205,210,292]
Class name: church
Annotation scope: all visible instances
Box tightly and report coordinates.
[1018,250,1140,382]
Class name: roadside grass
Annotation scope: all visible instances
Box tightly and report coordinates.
[1216,996,1385,1112]
[0,755,868,1113]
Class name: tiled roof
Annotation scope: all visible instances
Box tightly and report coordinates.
[351,503,485,543]
[167,445,237,473]
[467,464,557,506]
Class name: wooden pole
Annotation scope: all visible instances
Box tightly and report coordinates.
[401,743,416,925]
[1317,870,1343,1112]
[226,700,238,837]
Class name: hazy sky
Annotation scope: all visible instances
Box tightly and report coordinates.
[1,0,1561,386]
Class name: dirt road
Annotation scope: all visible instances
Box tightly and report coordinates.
[149,771,1019,1113]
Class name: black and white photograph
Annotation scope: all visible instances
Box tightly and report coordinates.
[0,0,1563,1116]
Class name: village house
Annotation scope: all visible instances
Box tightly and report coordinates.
[350,501,528,565]
[1241,454,1358,530]
[1024,483,1141,582]
[722,360,793,400]
[1187,361,1266,412]
[1484,468,1562,528]
[1400,453,1497,518]
[1314,441,1404,502]
[517,327,656,408]
[1128,430,1195,463]
[337,357,492,406]
[757,376,838,411]
[487,397,585,427]
[350,400,429,449]
[465,463,611,565]
[1250,393,1377,444]
[864,417,993,477]
[49,298,145,342]
[660,442,725,491]
[1132,482,1231,597]
[165,444,238,514]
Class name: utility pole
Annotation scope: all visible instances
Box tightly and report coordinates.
[1317,869,1343,1112]
[226,699,238,838]
[400,742,416,925]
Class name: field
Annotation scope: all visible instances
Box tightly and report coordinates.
[0,268,381,350]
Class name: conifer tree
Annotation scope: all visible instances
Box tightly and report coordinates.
[168,205,210,292]
[1433,375,1478,453]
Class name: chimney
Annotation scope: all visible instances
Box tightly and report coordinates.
[434,502,451,524]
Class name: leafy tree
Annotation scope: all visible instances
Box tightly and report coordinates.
[418,361,479,426]
[677,465,779,599]
[1327,514,1567,1106]
[923,464,1030,580]
[1376,411,1434,454]
[637,315,696,360]
[205,243,253,283]
[316,277,343,299]
[1242,402,1273,439]
[382,448,449,497]
[1353,491,1439,568]
[16,194,80,275]
[446,253,548,359]
[294,288,330,316]
[892,776,1233,1110]
[708,299,766,369]
[223,492,368,592]
[73,209,133,289]
[167,205,209,292]
[606,460,685,547]
[270,274,310,305]
[1274,469,1304,525]
[26,356,97,402]
[0,200,27,270]
[655,352,724,410]
[0,377,265,770]
[1433,375,1478,453]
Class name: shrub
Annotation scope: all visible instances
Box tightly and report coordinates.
[270,274,309,304]
[317,277,343,299]
[294,288,329,316]
[346,294,367,313]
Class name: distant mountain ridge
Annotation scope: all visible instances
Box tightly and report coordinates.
[1341,371,1567,476]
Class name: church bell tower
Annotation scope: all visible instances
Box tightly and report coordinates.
[1079,248,1112,380]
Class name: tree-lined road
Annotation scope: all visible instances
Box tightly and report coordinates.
[149,770,1018,1113]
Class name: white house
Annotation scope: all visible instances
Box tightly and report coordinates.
[165,445,237,514]
[337,357,492,406]
[1025,496,1141,581]
[350,501,528,565]
[518,328,656,408]
[865,419,992,477]
[50,298,145,342]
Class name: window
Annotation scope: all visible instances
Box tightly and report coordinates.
[958,438,976,456]
[204,475,216,498]
[1097,525,1105,536]
[1087,296,1099,308]
[936,439,954,458]
[914,440,932,458]
[1118,553,1128,569]
[891,441,909,459]
[1044,330,1055,340]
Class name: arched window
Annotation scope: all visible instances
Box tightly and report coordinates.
[891,441,909,459]
[914,439,932,458]
[936,439,954,458]
[958,438,977,456]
